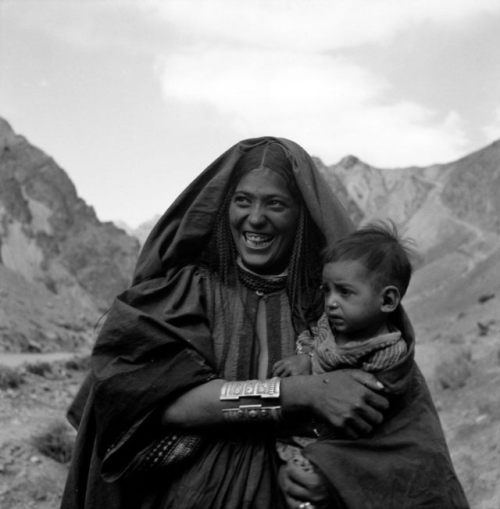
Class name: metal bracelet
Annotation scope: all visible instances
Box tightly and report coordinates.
[220,377,281,401]
[222,404,282,422]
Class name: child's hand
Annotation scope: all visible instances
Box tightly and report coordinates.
[278,455,330,509]
[272,354,312,377]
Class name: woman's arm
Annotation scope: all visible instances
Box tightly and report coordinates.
[162,370,388,437]
[161,379,227,427]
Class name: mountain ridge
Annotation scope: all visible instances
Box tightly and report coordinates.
[0,117,140,352]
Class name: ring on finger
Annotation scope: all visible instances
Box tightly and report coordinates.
[298,502,314,509]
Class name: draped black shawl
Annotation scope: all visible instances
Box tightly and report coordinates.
[62,137,352,508]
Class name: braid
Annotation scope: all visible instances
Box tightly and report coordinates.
[287,208,305,308]
[287,207,324,329]
[204,193,238,284]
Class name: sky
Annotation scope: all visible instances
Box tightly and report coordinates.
[1,0,500,228]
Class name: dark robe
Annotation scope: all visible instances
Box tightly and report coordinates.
[61,137,353,509]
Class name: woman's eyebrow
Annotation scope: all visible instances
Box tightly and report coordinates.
[235,189,291,200]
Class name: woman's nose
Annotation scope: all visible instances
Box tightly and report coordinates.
[248,204,266,225]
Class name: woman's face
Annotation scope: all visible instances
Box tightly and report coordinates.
[229,168,300,275]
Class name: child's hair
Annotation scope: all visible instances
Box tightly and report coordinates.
[322,220,415,297]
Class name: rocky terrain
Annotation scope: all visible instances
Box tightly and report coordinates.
[0,117,140,353]
[1,117,499,508]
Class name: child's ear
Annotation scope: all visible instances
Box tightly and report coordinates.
[380,286,401,313]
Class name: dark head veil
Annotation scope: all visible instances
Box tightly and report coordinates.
[133,137,353,279]
[132,136,355,328]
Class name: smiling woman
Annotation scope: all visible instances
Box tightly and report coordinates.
[62,137,460,509]
[62,136,378,509]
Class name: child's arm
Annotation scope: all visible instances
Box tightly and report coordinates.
[272,354,312,377]
[272,325,318,377]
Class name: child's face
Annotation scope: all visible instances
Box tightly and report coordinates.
[321,260,385,341]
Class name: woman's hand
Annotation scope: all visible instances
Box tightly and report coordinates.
[278,458,330,509]
[281,369,389,438]
[273,354,312,377]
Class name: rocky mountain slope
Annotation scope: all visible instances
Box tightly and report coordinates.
[0,118,140,352]
[321,140,500,255]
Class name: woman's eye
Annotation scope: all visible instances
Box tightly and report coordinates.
[267,198,288,209]
[233,195,250,205]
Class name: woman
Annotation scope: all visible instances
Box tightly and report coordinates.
[62,136,390,508]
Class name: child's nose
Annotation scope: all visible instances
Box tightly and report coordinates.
[326,293,339,308]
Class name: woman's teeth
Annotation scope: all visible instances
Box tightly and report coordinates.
[244,233,273,248]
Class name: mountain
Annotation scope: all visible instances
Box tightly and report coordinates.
[115,215,161,246]
[0,118,140,352]
[322,143,500,254]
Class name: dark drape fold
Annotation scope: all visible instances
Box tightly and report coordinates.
[304,353,469,508]
[133,137,353,284]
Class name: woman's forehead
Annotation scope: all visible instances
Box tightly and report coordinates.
[234,167,293,195]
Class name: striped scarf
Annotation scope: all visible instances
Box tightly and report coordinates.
[310,313,407,374]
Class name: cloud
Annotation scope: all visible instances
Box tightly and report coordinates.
[148,0,497,167]
[4,0,169,53]
[9,0,500,57]
[155,46,469,166]
[5,0,491,169]
[149,0,500,51]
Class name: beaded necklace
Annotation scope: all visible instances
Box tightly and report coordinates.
[236,264,287,295]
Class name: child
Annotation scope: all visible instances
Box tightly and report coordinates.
[273,221,413,468]
[274,221,468,507]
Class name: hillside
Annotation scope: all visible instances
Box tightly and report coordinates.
[0,118,140,352]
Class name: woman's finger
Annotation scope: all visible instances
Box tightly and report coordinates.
[364,388,390,412]
[313,370,390,433]
[349,370,385,393]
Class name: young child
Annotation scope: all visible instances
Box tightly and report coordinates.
[274,221,468,507]
[273,220,413,468]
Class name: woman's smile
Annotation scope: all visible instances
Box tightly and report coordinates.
[243,231,274,249]
[243,232,274,249]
